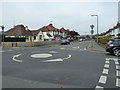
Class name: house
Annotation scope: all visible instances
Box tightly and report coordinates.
[5,25,32,42]
[37,24,71,40]
[5,24,80,42]
[100,22,120,39]
[38,24,60,40]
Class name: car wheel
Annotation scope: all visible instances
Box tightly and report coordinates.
[114,49,120,56]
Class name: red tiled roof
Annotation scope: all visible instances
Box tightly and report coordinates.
[38,24,58,32]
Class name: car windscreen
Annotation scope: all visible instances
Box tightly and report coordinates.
[107,40,114,44]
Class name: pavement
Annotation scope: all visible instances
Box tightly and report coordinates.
[87,40,106,52]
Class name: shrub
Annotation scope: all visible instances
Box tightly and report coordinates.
[98,36,110,44]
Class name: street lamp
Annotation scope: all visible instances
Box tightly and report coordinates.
[0,25,5,42]
[91,14,99,42]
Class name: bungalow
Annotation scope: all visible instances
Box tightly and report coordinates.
[5,25,32,42]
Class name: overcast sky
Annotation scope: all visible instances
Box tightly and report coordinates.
[1,1,119,35]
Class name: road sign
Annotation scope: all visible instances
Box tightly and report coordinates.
[90,25,94,30]
[90,30,94,35]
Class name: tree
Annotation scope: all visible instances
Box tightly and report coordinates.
[68,31,80,37]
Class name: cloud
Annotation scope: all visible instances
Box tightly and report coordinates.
[1,2,118,35]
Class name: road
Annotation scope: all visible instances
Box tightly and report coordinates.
[2,40,120,89]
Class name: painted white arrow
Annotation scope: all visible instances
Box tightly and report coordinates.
[13,54,22,62]
[43,54,71,62]
[43,58,63,62]
[63,54,71,60]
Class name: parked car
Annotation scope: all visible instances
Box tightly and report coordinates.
[106,39,120,56]
[61,40,70,45]
[78,39,83,42]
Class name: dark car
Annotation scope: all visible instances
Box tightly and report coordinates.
[106,39,120,56]
[61,40,70,45]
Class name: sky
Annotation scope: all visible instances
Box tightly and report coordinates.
[0,1,119,35]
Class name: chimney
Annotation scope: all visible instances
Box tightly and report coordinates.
[49,24,53,26]
[26,26,29,30]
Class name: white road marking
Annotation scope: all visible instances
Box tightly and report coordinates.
[43,58,63,62]
[8,50,13,51]
[104,64,109,68]
[114,58,120,61]
[73,47,77,49]
[98,75,107,84]
[115,61,119,65]
[49,51,58,54]
[116,65,120,70]
[0,50,5,52]
[102,69,109,74]
[63,54,71,60]
[105,61,109,64]
[13,54,22,62]
[116,70,120,77]
[106,58,120,61]
[106,58,110,61]
[95,86,104,89]
[116,78,120,87]
[60,48,65,50]
[77,46,80,48]
[31,53,52,58]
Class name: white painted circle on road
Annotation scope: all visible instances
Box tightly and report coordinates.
[31,53,52,58]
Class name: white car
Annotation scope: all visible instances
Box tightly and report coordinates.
[79,39,83,42]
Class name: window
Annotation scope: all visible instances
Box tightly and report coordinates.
[26,37,29,40]
[34,36,36,40]
[39,35,42,40]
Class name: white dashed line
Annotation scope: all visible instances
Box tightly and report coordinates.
[49,51,58,53]
[102,69,109,74]
[104,64,109,68]
[106,58,110,61]
[116,70,120,77]
[116,78,120,87]
[98,75,107,84]
[105,61,109,64]
[116,65,120,70]
[115,61,119,65]
[95,86,104,89]
[106,58,120,61]
[60,48,65,50]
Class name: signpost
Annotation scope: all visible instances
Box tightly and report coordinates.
[90,25,94,47]
[0,25,5,42]
[90,25,94,35]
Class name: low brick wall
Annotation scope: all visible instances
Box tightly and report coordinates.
[1,41,60,48]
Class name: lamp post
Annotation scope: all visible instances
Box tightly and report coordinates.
[0,25,5,42]
[91,15,99,42]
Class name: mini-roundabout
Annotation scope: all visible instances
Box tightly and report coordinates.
[12,50,71,63]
